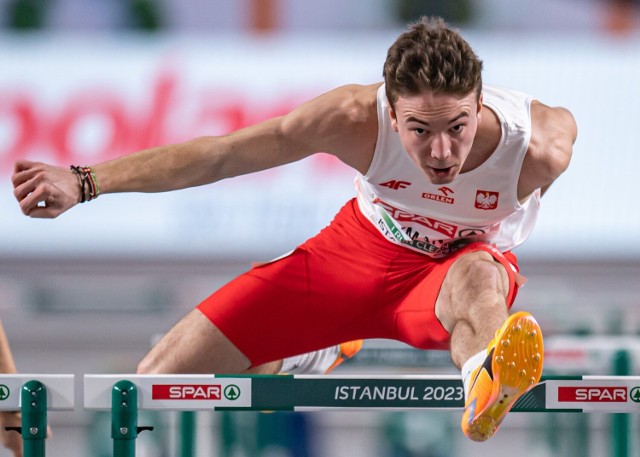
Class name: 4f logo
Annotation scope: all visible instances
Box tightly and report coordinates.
[380,180,411,190]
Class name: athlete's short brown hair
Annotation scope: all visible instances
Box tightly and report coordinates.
[383,17,483,108]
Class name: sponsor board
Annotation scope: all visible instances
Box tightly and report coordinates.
[546,379,640,412]
[83,374,640,412]
[148,380,249,408]
[84,375,252,410]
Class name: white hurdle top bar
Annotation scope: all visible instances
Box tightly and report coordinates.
[0,375,75,411]
[85,374,640,413]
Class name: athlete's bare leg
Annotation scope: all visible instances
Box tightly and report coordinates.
[137,309,281,375]
[435,250,510,368]
[247,360,283,374]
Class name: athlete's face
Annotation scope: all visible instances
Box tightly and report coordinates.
[390,90,482,185]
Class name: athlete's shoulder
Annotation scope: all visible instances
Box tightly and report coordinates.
[284,83,380,126]
[529,101,577,171]
[280,83,382,173]
[519,100,577,197]
[319,83,382,122]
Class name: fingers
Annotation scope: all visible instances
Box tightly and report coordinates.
[0,412,23,457]
[11,161,76,218]
[13,179,47,217]
[18,190,68,219]
[11,160,42,187]
[11,160,43,202]
[11,161,37,189]
[13,159,36,174]
[6,435,22,457]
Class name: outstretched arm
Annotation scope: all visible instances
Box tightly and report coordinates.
[518,100,578,201]
[12,84,378,219]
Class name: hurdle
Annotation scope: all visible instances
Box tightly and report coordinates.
[84,374,640,457]
[0,375,75,457]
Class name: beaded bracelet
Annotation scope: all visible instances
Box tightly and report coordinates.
[70,165,101,203]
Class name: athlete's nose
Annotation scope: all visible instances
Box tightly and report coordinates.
[430,133,452,161]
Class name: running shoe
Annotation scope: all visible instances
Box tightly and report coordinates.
[461,311,544,441]
[325,340,364,373]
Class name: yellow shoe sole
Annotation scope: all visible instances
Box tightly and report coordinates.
[466,312,544,441]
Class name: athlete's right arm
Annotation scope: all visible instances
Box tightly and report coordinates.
[12,84,379,219]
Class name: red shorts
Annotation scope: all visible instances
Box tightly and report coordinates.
[197,198,521,366]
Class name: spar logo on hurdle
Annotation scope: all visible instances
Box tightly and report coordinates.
[547,380,640,411]
[557,385,640,403]
[152,383,241,401]
[558,386,628,402]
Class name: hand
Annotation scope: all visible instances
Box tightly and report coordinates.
[12,160,80,218]
[0,412,53,457]
[0,412,23,457]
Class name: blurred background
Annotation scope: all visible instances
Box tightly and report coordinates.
[1,0,640,456]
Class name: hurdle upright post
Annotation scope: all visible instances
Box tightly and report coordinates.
[612,349,631,457]
[21,380,47,457]
[111,380,141,457]
[179,411,196,457]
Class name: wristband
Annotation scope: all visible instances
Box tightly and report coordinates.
[70,165,100,203]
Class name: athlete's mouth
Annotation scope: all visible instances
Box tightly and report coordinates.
[431,166,453,176]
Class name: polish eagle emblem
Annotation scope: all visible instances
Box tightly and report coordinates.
[475,190,499,210]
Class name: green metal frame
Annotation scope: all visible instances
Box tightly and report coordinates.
[21,380,47,457]
[4,380,48,457]
[111,380,154,457]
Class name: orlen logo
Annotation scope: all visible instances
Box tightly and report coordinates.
[558,386,627,402]
[152,384,222,400]
[422,186,455,204]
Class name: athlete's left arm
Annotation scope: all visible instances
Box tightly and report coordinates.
[518,100,578,201]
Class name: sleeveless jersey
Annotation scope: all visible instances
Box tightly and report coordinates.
[355,84,540,258]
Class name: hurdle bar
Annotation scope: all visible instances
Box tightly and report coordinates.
[0,375,75,457]
[85,374,640,413]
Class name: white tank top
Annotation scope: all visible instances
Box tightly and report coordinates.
[355,84,540,258]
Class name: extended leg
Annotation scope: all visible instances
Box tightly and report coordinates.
[136,309,359,376]
[434,250,543,442]
[435,250,509,368]
[137,309,253,375]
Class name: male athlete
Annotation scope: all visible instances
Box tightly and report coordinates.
[12,17,576,441]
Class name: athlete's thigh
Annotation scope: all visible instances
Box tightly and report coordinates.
[137,308,251,374]
[196,246,385,366]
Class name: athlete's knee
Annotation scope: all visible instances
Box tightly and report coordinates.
[437,251,511,339]
[449,251,509,301]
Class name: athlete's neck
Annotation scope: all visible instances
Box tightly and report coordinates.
[461,106,502,174]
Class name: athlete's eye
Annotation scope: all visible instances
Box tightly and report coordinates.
[413,128,426,136]
[451,124,465,134]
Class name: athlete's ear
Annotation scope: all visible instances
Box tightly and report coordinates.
[389,106,399,132]
[476,92,483,116]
